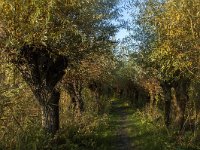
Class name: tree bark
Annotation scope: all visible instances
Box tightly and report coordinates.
[88,81,102,113]
[15,44,68,135]
[161,81,172,127]
[67,81,84,113]
[173,77,190,132]
[41,90,60,134]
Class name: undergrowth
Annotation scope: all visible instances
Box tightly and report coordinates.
[128,105,200,150]
[0,112,110,150]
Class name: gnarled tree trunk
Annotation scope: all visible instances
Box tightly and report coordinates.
[161,81,172,127]
[173,77,190,132]
[67,81,84,114]
[41,89,60,134]
[88,81,103,113]
[16,44,68,135]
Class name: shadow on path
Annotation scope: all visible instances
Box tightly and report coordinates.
[108,100,135,150]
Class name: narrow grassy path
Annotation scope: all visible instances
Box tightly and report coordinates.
[99,99,169,150]
[106,99,179,150]
[97,99,135,150]
[109,99,134,149]
[98,99,197,150]
[99,99,168,150]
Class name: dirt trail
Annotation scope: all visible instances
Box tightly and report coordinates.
[110,100,134,150]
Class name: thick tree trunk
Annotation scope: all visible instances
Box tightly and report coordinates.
[76,88,84,112]
[171,88,181,125]
[161,82,172,127]
[174,77,190,132]
[67,82,84,114]
[16,44,68,135]
[41,90,60,134]
[88,81,103,113]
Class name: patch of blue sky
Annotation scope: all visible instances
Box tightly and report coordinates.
[114,0,139,41]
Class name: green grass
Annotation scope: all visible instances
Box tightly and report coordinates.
[102,98,200,150]
[94,98,123,150]
[1,98,199,150]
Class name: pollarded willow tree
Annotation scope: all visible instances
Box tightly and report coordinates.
[129,0,200,130]
[63,51,116,114]
[0,0,119,134]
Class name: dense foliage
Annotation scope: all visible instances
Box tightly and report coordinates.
[0,0,200,149]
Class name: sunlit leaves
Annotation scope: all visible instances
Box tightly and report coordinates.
[0,0,119,56]
[133,0,200,81]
